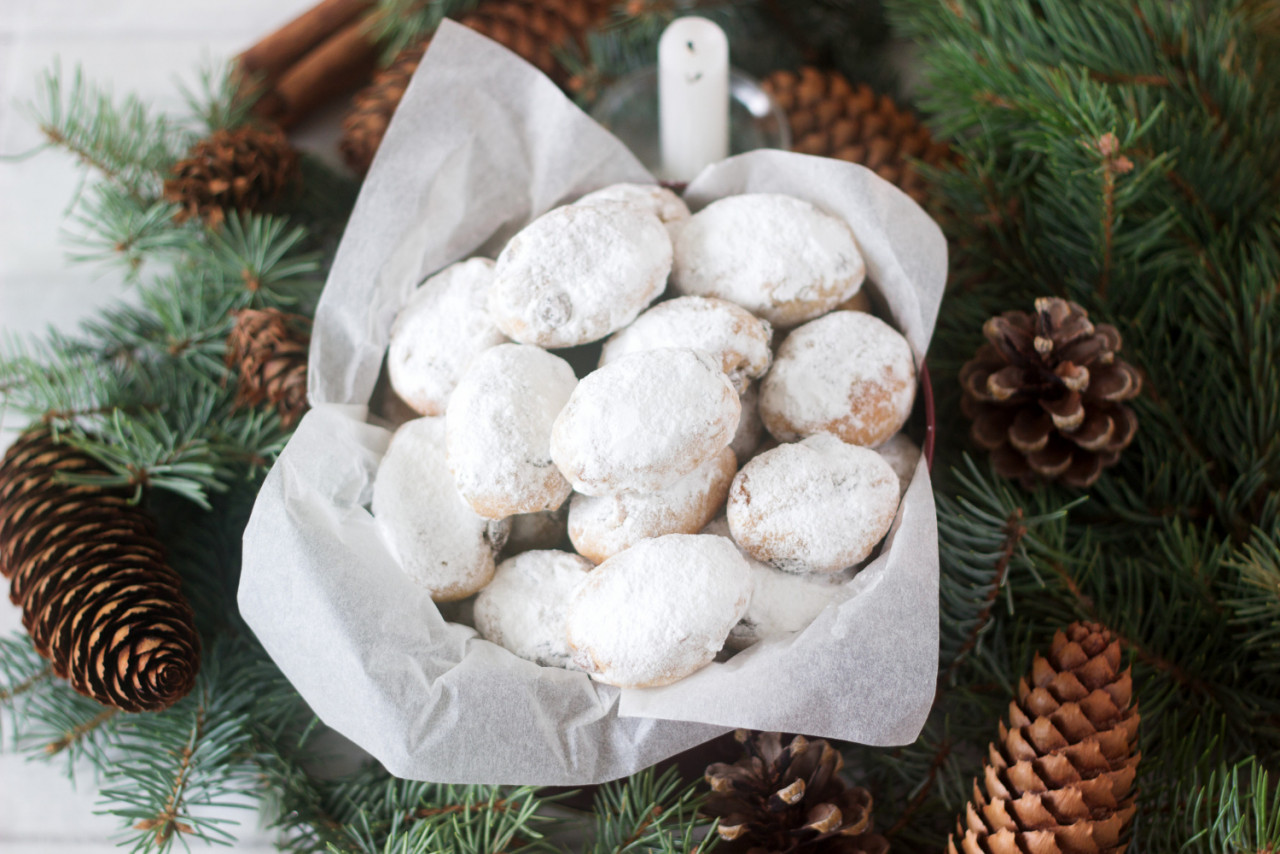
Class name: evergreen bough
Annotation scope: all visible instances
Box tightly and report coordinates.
[1,1,1277,851]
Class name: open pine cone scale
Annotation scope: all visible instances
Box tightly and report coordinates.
[960,298,1142,488]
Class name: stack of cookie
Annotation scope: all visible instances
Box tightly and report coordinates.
[373,184,922,689]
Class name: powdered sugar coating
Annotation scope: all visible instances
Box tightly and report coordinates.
[388,258,507,415]
[727,434,899,574]
[474,550,593,668]
[599,296,773,393]
[373,418,510,601]
[446,344,577,519]
[551,348,740,496]
[569,446,737,564]
[487,201,672,348]
[671,194,865,327]
[730,382,765,460]
[761,311,916,448]
[701,517,848,650]
[576,183,691,237]
[565,534,753,688]
[877,433,922,499]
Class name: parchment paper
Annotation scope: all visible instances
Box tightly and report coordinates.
[239,20,947,785]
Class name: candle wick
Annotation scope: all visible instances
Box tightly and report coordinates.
[686,40,696,53]
[686,72,703,83]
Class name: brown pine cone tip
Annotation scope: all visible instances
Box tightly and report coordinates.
[226,308,312,427]
[762,67,951,205]
[340,0,611,174]
[0,428,200,712]
[949,622,1140,854]
[163,124,300,228]
[959,297,1142,489]
[704,731,889,854]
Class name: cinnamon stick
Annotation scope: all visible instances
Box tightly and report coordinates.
[237,0,376,82]
[258,14,382,129]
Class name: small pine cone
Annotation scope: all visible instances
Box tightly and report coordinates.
[164,124,300,228]
[762,67,951,205]
[705,731,890,854]
[949,622,1140,854]
[0,429,200,712]
[339,0,611,174]
[959,297,1142,489]
[226,308,311,427]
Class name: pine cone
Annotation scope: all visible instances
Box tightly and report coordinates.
[339,0,610,174]
[0,429,199,712]
[164,124,300,228]
[959,297,1142,489]
[226,308,311,427]
[705,731,890,854]
[762,68,951,205]
[949,622,1140,854]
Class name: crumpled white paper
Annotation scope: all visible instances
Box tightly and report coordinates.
[239,20,947,785]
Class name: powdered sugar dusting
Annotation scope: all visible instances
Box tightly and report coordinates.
[387,258,507,415]
[701,517,850,650]
[760,311,916,448]
[446,344,577,519]
[671,193,865,327]
[373,418,509,601]
[727,434,899,574]
[551,348,740,495]
[488,201,672,348]
[599,296,773,393]
[565,533,753,688]
[569,446,736,564]
[577,183,691,236]
[474,550,593,668]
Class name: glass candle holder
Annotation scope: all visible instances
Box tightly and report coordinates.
[590,66,790,182]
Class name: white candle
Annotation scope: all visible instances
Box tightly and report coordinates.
[658,16,729,183]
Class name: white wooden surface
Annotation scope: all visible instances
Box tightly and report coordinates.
[0,3,329,850]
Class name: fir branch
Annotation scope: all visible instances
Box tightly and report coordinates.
[28,64,184,199]
[587,766,711,854]
[96,638,266,853]
[45,708,121,757]
[64,182,190,277]
[199,212,323,309]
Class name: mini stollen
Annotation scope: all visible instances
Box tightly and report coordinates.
[240,21,946,786]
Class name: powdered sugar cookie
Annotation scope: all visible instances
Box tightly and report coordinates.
[551,348,740,495]
[761,311,916,448]
[730,382,765,460]
[577,183,690,236]
[835,288,873,314]
[569,446,736,564]
[446,344,577,519]
[599,296,772,393]
[388,258,507,416]
[671,194,865,327]
[701,517,848,650]
[727,434,899,574]
[373,418,510,601]
[503,504,570,556]
[565,534,752,688]
[474,550,593,668]
[488,202,671,348]
[877,433,922,499]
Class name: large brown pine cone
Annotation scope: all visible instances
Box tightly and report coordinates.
[340,0,611,174]
[164,124,300,228]
[0,429,200,712]
[705,731,890,854]
[762,68,951,205]
[949,622,1140,854]
[226,308,312,427]
[960,297,1142,489]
